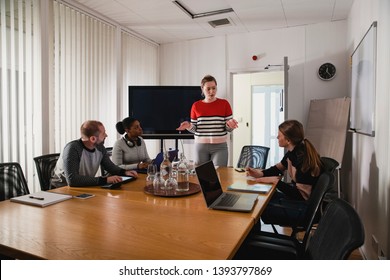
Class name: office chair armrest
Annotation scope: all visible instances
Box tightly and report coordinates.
[268,200,308,230]
[270,201,307,214]
[244,239,300,259]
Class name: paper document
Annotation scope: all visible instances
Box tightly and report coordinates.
[10,191,73,207]
[227,182,272,194]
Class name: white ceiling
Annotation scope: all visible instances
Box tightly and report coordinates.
[71,0,354,44]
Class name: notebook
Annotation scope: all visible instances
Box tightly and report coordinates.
[10,191,73,207]
[101,176,135,189]
[227,182,272,194]
[195,161,258,212]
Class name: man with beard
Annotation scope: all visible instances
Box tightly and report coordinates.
[51,120,138,188]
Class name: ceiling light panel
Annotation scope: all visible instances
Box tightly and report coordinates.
[178,0,232,14]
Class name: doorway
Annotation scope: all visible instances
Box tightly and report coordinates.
[252,85,284,166]
[232,62,288,168]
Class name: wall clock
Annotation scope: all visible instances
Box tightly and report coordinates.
[318,63,336,81]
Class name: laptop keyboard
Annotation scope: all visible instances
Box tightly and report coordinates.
[217,193,240,207]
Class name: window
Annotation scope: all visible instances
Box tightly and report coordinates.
[0,0,41,185]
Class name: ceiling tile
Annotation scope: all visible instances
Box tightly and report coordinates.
[71,0,354,44]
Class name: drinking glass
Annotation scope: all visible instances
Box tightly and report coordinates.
[164,175,177,190]
[153,172,165,190]
[146,164,157,186]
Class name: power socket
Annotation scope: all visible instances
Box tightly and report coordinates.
[379,249,387,260]
[371,235,379,257]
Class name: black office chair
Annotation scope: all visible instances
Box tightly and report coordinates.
[106,146,113,157]
[0,162,30,260]
[262,157,339,235]
[236,198,364,260]
[33,153,60,191]
[237,145,270,169]
[304,198,365,259]
[0,162,30,201]
[100,147,113,176]
[267,170,334,234]
[234,171,333,259]
[321,157,339,173]
[320,156,339,211]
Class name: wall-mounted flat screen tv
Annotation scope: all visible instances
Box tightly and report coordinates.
[128,86,202,135]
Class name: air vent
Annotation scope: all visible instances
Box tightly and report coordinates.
[209,18,231,28]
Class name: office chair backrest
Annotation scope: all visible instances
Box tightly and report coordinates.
[100,147,113,176]
[320,156,340,203]
[305,198,365,260]
[264,170,334,239]
[298,171,333,244]
[321,156,339,185]
[321,157,339,173]
[0,162,30,201]
[33,153,60,191]
[105,147,113,157]
[237,145,270,169]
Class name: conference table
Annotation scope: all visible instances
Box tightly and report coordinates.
[0,167,275,260]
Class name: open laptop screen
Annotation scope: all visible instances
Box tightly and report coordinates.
[195,161,223,207]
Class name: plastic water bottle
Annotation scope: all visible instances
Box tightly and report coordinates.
[176,153,189,191]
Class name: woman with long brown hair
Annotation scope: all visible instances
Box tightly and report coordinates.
[246,119,323,225]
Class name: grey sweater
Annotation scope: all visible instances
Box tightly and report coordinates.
[112,137,151,170]
[52,139,126,187]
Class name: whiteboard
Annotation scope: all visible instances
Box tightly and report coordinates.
[350,21,377,137]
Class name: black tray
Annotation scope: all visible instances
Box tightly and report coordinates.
[144,182,201,197]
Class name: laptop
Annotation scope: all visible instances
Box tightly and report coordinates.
[195,161,258,212]
[101,176,135,189]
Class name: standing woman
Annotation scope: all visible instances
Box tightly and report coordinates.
[112,117,151,170]
[177,75,238,166]
[246,119,323,225]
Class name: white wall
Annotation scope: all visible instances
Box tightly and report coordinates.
[347,0,390,260]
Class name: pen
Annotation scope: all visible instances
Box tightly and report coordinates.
[29,196,44,200]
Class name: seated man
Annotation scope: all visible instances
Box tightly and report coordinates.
[51,120,138,188]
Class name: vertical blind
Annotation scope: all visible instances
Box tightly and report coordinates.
[120,31,159,118]
[0,0,41,187]
[1,0,159,192]
[53,1,117,151]
[120,31,159,158]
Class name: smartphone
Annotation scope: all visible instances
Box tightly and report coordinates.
[74,193,95,199]
[234,168,245,173]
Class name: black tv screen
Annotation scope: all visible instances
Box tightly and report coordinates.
[128,86,202,135]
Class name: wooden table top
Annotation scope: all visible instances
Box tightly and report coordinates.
[0,167,275,260]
